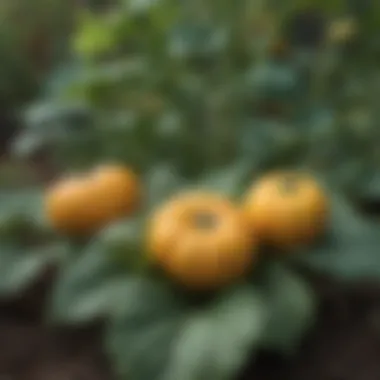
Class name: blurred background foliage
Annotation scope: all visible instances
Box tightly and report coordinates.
[0,0,74,107]
[0,0,74,154]
[5,0,380,202]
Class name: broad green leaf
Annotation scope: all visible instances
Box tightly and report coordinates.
[0,188,43,214]
[293,192,380,281]
[106,280,267,380]
[43,62,88,98]
[0,243,65,296]
[245,62,300,101]
[258,262,316,354]
[23,101,91,131]
[325,192,376,239]
[47,241,126,324]
[126,0,179,32]
[357,169,380,200]
[168,23,228,61]
[12,131,46,158]
[97,218,146,270]
[238,120,303,173]
[196,159,254,199]
[71,58,149,89]
[0,190,65,296]
[143,163,185,209]
[163,285,267,380]
[0,189,52,244]
[106,277,185,380]
[154,111,188,162]
[15,101,93,157]
[109,277,185,321]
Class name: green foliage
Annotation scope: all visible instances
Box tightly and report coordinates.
[73,10,120,59]
[106,278,185,380]
[0,243,63,297]
[47,241,126,324]
[143,163,185,209]
[194,159,254,199]
[293,191,380,281]
[0,189,64,295]
[257,262,316,355]
[47,217,146,324]
[161,288,265,380]
[106,274,313,380]
[16,0,380,197]
[0,0,73,107]
[5,1,380,380]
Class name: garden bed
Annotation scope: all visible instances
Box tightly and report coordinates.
[2,273,380,380]
[1,145,380,380]
[2,2,380,379]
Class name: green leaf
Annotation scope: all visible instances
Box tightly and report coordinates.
[196,159,254,199]
[0,189,53,244]
[238,120,303,172]
[16,101,90,157]
[23,101,91,131]
[106,277,184,380]
[97,218,147,271]
[0,190,66,296]
[163,285,267,380]
[69,58,149,92]
[126,0,179,31]
[168,23,228,61]
[293,192,380,281]
[143,163,185,209]
[356,169,380,200]
[43,62,88,98]
[47,241,126,325]
[0,188,42,214]
[12,131,46,158]
[14,100,94,158]
[245,62,300,101]
[0,243,64,296]
[154,111,188,162]
[106,280,267,380]
[258,262,316,354]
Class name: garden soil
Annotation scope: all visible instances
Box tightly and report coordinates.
[1,273,380,380]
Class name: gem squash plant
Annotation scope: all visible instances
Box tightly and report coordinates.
[45,164,140,236]
[147,191,256,289]
[2,1,380,380]
[243,171,329,250]
[0,164,64,297]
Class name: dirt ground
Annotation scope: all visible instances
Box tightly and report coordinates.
[1,274,380,380]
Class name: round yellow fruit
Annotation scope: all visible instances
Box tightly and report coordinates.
[243,171,329,250]
[45,164,140,235]
[147,192,256,290]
